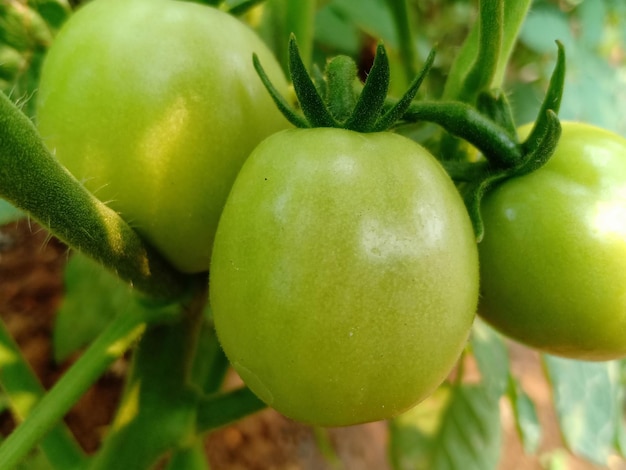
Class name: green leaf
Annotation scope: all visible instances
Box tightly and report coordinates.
[390,384,501,470]
[470,319,509,400]
[328,0,396,48]
[577,0,607,49]
[53,252,145,363]
[519,4,575,54]
[543,355,623,465]
[507,375,541,454]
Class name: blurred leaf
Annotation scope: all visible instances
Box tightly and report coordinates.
[329,0,396,47]
[470,319,509,400]
[0,434,52,470]
[53,252,144,363]
[390,387,453,470]
[0,198,22,225]
[390,384,501,470]
[519,4,574,54]
[543,355,622,465]
[507,375,541,454]
[29,0,72,31]
[578,0,607,49]
[314,5,360,55]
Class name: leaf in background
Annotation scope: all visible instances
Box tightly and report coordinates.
[389,386,453,470]
[507,375,541,454]
[390,384,501,470]
[52,252,144,363]
[543,355,623,465]
[512,0,626,136]
[470,319,509,400]
[29,0,72,31]
[519,4,575,54]
[0,198,22,225]
[327,0,396,48]
[578,0,607,49]
[314,5,360,56]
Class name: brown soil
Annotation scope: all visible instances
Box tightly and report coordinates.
[0,220,621,469]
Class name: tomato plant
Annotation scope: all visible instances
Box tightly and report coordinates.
[210,128,479,426]
[35,0,290,273]
[478,122,626,360]
[1,0,626,469]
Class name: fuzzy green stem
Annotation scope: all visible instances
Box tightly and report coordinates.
[403,101,521,167]
[196,387,266,434]
[459,0,502,102]
[89,292,207,470]
[0,92,194,302]
[0,322,86,470]
[386,0,418,84]
[443,0,531,101]
[0,306,162,469]
[264,0,316,74]
[325,56,358,123]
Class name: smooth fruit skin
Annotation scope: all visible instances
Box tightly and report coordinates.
[478,122,626,360]
[210,128,479,426]
[36,0,290,273]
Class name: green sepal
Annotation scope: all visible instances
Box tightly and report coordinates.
[288,35,339,128]
[476,90,517,139]
[254,37,433,133]
[462,110,561,242]
[374,48,436,132]
[344,42,389,132]
[253,53,309,128]
[516,110,561,177]
[522,41,565,155]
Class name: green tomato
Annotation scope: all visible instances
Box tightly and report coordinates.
[478,122,626,360]
[210,128,479,426]
[36,0,290,273]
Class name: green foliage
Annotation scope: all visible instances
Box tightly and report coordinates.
[53,253,144,363]
[390,384,502,470]
[512,0,626,134]
[543,356,625,464]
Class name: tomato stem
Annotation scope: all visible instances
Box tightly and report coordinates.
[0,321,86,470]
[0,91,195,302]
[402,100,522,166]
[0,303,168,469]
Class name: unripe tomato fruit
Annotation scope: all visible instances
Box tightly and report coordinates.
[210,128,479,426]
[36,0,290,273]
[478,122,626,360]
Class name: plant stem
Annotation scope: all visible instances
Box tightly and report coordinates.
[89,291,208,469]
[164,439,210,470]
[262,0,316,75]
[386,0,418,84]
[0,306,160,469]
[0,91,194,302]
[443,0,532,101]
[0,322,86,470]
[403,100,520,167]
[196,387,266,434]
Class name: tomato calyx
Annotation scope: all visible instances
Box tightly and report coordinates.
[399,42,565,241]
[253,35,436,133]
[255,36,566,241]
